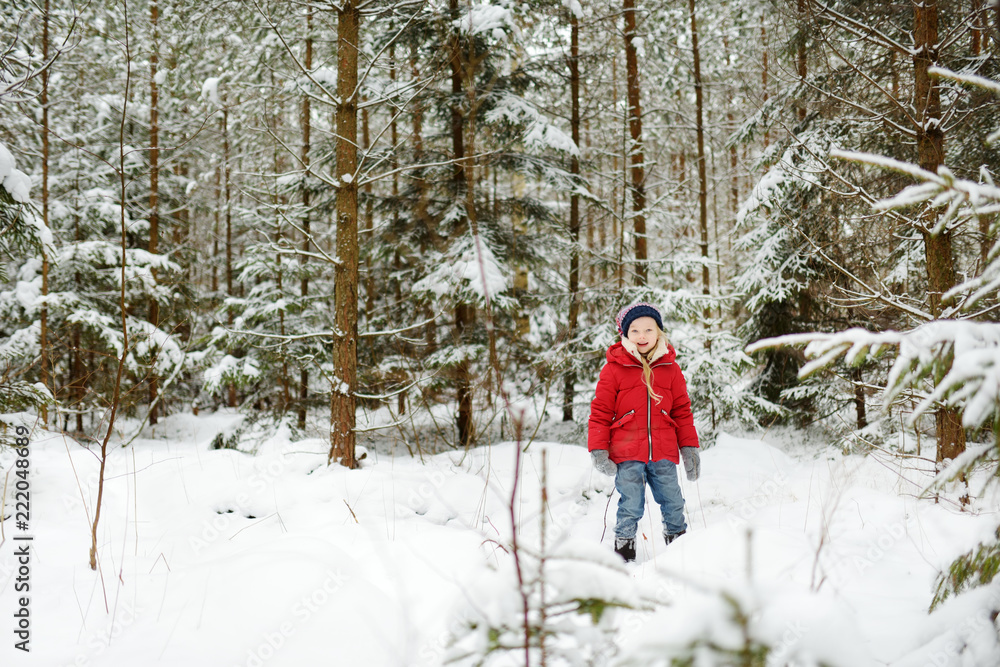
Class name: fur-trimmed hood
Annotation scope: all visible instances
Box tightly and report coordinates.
[608,335,676,367]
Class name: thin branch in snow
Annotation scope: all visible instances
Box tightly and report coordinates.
[810,1,912,57]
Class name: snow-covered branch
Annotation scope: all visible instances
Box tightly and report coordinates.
[749,321,1000,429]
[811,1,912,57]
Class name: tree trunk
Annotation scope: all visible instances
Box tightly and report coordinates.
[71,86,85,433]
[450,0,474,448]
[72,326,83,432]
[609,54,617,287]
[455,303,475,447]
[623,0,648,286]
[913,3,949,300]
[512,173,529,338]
[761,18,770,148]
[223,105,238,409]
[411,43,432,252]
[409,43,438,356]
[583,81,595,287]
[224,108,233,313]
[852,367,867,430]
[174,161,191,342]
[389,44,398,214]
[689,0,710,323]
[449,0,466,189]
[362,104,375,320]
[276,214,289,413]
[329,0,360,469]
[982,211,993,271]
[212,166,220,294]
[724,36,738,265]
[299,9,313,430]
[267,71,290,415]
[40,0,51,426]
[972,0,984,55]
[729,127,738,237]
[796,0,808,122]
[148,0,161,425]
[914,0,965,462]
[388,45,407,415]
[563,10,581,422]
[936,409,966,463]
[994,0,1000,53]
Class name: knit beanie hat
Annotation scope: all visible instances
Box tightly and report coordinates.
[616,302,664,337]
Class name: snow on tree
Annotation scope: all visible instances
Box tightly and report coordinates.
[749,68,1000,662]
[0,140,54,417]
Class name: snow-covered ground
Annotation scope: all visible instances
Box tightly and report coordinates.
[1,411,997,666]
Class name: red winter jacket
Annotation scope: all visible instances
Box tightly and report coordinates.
[588,338,699,464]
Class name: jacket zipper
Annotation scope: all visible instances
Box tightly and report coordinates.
[647,392,652,461]
[623,350,668,461]
[612,409,635,428]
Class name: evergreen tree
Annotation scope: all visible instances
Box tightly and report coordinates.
[733,0,1000,437]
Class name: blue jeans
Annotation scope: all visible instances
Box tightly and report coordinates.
[614,459,687,539]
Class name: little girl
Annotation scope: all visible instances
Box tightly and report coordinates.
[588,302,700,561]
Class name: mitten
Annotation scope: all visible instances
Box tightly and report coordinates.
[590,449,617,476]
[680,446,700,481]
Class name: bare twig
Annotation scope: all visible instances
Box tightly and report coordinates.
[343,499,359,523]
[89,2,134,618]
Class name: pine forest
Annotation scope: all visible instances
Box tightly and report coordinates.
[2,0,1000,665]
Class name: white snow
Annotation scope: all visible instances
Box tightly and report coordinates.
[2,168,30,203]
[0,321,41,359]
[412,234,512,307]
[485,93,579,155]
[203,354,261,393]
[0,418,995,666]
[928,66,1000,96]
[309,67,336,88]
[201,76,222,105]
[0,140,31,203]
[25,210,54,249]
[632,36,645,59]
[453,3,518,41]
[562,0,583,19]
[0,141,15,181]
[739,134,827,228]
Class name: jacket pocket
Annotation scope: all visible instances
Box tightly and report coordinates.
[659,409,677,428]
[611,410,635,430]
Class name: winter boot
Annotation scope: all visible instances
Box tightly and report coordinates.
[664,530,686,546]
[614,537,636,562]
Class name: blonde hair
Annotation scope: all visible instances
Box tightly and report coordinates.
[638,330,670,405]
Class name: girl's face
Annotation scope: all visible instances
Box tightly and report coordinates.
[626,316,659,354]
